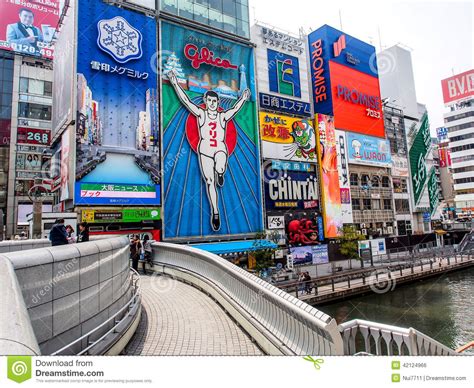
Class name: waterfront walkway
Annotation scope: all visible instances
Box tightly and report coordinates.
[284,254,474,304]
[124,274,263,356]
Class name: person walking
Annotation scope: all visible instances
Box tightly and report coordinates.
[49,219,69,246]
[304,272,312,294]
[77,222,89,243]
[130,235,142,272]
[143,235,153,270]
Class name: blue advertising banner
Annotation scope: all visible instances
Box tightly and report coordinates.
[271,160,312,172]
[346,132,392,167]
[161,21,263,239]
[308,24,378,117]
[75,0,160,206]
[259,93,311,117]
[290,244,328,265]
[264,169,319,210]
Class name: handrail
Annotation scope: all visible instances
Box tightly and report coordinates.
[51,269,141,356]
[152,242,344,355]
[456,341,474,353]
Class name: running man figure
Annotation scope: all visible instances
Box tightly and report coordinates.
[168,70,251,231]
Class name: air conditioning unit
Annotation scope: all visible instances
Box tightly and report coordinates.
[356,230,361,235]
[387,226,394,234]
[361,229,367,235]
[361,223,366,228]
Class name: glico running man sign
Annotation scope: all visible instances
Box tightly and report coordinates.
[161,21,263,240]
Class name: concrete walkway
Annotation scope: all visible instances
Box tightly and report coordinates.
[124,274,263,356]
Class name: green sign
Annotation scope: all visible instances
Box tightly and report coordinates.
[409,113,431,205]
[7,356,32,383]
[428,168,440,215]
[82,208,161,223]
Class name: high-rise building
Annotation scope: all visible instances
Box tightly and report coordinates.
[378,45,438,234]
[441,70,474,217]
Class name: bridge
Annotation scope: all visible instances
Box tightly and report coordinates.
[0,237,469,357]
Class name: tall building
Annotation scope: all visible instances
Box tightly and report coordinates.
[378,45,438,234]
[441,70,474,217]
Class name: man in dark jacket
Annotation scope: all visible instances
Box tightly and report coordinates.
[49,219,69,246]
[77,222,90,243]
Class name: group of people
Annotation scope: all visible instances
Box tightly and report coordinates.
[298,271,312,294]
[130,235,153,275]
[49,219,89,246]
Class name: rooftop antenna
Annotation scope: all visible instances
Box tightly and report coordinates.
[339,9,343,30]
[377,25,383,51]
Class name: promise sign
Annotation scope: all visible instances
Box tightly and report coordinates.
[409,113,431,205]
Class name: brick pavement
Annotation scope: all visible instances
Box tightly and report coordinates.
[124,274,263,356]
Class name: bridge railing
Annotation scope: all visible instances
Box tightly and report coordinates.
[152,242,344,356]
[339,319,457,356]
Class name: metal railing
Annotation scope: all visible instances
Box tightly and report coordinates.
[152,242,344,355]
[339,319,457,355]
[51,269,141,356]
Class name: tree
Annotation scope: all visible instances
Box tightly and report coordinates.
[252,231,277,274]
[339,225,366,261]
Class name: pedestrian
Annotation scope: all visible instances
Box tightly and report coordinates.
[77,222,89,243]
[130,234,142,272]
[65,225,75,242]
[143,235,153,270]
[298,272,305,294]
[49,218,69,246]
[19,231,27,240]
[304,272,312,294]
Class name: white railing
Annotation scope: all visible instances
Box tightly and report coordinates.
[339,319,457,356]
[152,242,344,356]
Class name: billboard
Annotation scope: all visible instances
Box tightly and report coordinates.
[251,23,311,117]
[289,244,329,265]
[161,21,262,239]
[260,112,317,162]
[74,0,160,206]
[335,130,353,224]
[391,155,409,177]
[346,132,392,167]
[308,25,384,138]
[286,212,324,246]
[438,148,451,168]
[316,114,342,238]
[428,168,439,215]
[409,113,431,206]
[52,0,76,136]
[330,62,384,137]
[441,69,473,105]
[0,0,59,59]
[17,127,50,146]
[264,167,319,210]
[81,208,160,223]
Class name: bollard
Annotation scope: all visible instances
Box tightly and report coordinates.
[347,277,351,288]
[331,278,335,292]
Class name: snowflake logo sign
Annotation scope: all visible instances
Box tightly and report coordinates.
[97,16,143,64]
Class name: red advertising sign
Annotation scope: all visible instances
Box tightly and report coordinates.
[0,0,60,60]
[439,148,451,168]
[17,127,50,145]
[329,61,385,138]
[441,69,474,105]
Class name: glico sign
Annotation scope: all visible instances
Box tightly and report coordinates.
[308,25,385,138]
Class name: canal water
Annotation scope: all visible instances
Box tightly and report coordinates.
[318,267,474,353]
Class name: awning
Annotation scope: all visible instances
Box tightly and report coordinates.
[191,240,278,255]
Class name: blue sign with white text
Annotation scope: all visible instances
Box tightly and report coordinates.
[346,132,392,167]
[259,93,311,117]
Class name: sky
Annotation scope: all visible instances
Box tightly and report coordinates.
[249,0,473,132]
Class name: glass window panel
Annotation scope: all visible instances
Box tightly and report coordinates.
[29,79,44,95]
[19,78,29,93]
[44,81,52,97]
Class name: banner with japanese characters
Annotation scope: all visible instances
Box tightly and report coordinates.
[74,0,160,206]
[260,112,317,162]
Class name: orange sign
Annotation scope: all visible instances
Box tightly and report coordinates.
[329,61,385,138]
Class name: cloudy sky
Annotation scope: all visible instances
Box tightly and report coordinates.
[249,0,473,131]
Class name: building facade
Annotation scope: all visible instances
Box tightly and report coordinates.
[441,70,474,217]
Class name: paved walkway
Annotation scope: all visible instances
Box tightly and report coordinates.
[124,274,263,356]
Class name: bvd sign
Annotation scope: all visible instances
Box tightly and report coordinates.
[441,69,474,105]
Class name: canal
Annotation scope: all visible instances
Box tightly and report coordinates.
[318,267,474,353]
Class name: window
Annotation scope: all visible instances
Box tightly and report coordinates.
[19,77,52,97]
[382,176,390,188]
[350,173,359,186]
[383,199,392,210]
[43,81,52,97]
[361,174,370,186]
[372,199,381,210]
[363,198,371,210]
[18,102,51,121]
[393,178,407,193]
[371,176,380,187]
[395,199,410,213]
[352,198,360,210]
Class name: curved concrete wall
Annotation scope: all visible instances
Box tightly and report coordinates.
[0,239,50,254]
[1,236,134,355]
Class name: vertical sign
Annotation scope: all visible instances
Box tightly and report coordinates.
[409,113,431,206]
[316,114,342,238]
[335,130,353,224]
[428,168,439,215]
